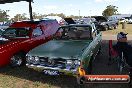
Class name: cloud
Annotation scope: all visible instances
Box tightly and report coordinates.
[43,5,58,10]
[95,0,103,2]
[69,4,73,7]
[95,0,118,3]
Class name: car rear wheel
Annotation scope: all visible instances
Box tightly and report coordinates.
[110,25,114,30]
[104,25,109,31]
[114,24,118,29]
[10,52,26,67]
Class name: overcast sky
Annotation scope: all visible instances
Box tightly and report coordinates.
[0,0,132,18]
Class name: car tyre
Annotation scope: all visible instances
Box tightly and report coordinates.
[77,76,86,85]
[105,25,109,31]
[114,24,118,29]
[10,52,26,67]
[110,25,114,30]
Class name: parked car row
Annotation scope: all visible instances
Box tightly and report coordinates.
[93,16,119,31]
[0,17,102,84]
[65,16,119,31]
[118,17,132,24]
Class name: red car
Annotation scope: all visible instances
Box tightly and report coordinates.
[0,19,59,67]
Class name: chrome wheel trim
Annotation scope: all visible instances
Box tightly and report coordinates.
[10,56,22,66]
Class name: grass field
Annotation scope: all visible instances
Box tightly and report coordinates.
[102,24,132,35]
[102,24,132,40]
[0,24,132,88]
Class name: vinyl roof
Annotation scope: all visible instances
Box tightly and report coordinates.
[0,0,30,4]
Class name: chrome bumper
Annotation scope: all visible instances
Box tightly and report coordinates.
[26,64,78,75]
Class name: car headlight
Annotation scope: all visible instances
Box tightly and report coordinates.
[26,55,33,62]
[26,55,40,64]
[74,60,81,65]
[66,60,73,65]
[34,56,39,62]
[66,60,80,66]
[66,60,80,70]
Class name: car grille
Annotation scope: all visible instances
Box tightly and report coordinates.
[39,57,66,68]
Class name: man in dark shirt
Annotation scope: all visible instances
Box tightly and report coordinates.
[113,32,132,67]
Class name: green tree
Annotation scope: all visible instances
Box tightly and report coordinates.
[0,9,10,22]
[12,13,28,21]
[102,5,118,17]
[67,15,82,19]
[32,12,44,19]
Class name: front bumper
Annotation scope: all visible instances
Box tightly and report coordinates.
[26,63,79,76]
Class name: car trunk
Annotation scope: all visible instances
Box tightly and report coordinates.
[94,16,107,22]
[64,18,76,24]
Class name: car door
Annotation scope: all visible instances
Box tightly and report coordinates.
[91,27,102,57]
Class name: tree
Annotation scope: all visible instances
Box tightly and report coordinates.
[0,9,10,22]
[67,15,82,19]
[12,13,28,21]
[32,12,44,19]
[45,13,66,18]
[102,5,118,17]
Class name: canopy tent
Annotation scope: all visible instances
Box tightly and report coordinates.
[0,0,33,20]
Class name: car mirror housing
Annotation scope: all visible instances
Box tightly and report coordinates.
[33,33,41,37]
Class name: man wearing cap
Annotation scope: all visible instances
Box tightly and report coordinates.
[113,32,132,67]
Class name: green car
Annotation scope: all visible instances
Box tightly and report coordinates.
[26,24,102,83]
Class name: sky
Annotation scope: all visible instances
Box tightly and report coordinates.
[0,0,132,18]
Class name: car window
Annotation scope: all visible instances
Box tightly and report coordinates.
[32,27,43,37]
[55,26,92,40]
[4,29,16,35]
[17,28,29,37]
[2,28,29,38]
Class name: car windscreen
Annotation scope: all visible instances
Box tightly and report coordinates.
[54,26,92,40]
[2,28,29,38]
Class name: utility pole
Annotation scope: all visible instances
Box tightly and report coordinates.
[29,0,33,21]
[79,10,80,18]
[90,10,91,18]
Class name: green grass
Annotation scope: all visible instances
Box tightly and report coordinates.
[102,24,132,35]
[0,66,80,88]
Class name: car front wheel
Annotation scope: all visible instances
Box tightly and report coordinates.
[10,53,26,67]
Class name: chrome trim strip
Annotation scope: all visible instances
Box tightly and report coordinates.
[26,64,78,75]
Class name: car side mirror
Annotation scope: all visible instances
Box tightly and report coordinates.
[33,33,41,37]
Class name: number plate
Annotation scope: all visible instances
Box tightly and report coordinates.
[43,69,59,75]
